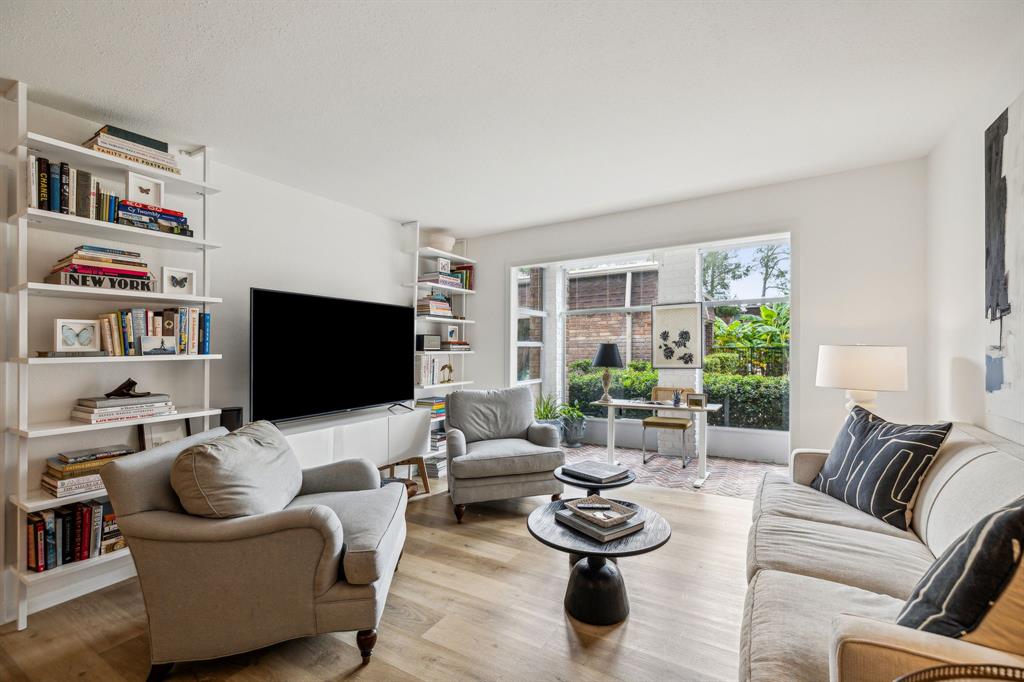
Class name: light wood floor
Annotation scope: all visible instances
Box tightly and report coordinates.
[0,483,752,681]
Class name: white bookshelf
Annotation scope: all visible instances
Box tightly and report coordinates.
[2,81,222,630]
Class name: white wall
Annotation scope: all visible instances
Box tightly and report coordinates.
[465,159,930,451]
[925,48,1024,444]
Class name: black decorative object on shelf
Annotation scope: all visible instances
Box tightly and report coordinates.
[104,377,151,399]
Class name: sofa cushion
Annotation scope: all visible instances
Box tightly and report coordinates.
[446,386,534,442]
[288,482,407,585]
[451,438,563,479]
[747,514,935,599]
[898,494,1024,655]
[811,407,952,530]
[754,470,918,540]
[171,420,301,519]
[740,569,904,682]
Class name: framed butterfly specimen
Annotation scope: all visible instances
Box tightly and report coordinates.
[54,318,101,352]
[127,171,164,206]
[161,266,197,296]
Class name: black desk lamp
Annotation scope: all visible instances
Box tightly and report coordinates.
[592,343,624,403]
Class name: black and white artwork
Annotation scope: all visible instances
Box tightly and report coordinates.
[984,90,1023,433]
[651,302,703,369]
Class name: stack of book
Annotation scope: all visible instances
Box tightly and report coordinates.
[415,396,446,420]
[451,264,475,290]
[71,393,175,424]
[424,454,447,478]
[419,271,462,288]
[554,493,646,543]
[430,429,447,452]
[45,244,156,293]
[26,497,124,573]
[118,200,192,237]
[83,125,181,175]
[441,340,472,352]
[416,294,453,317]
[41,444,134,498]
[560,461,632,485]
[86,307,211,356]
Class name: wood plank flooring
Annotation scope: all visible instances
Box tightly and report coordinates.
[0,483,752,681]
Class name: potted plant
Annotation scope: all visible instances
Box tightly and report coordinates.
[534,394,562,430]
[558,402,587,448]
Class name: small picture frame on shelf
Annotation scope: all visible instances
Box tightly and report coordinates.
[437,257,451,274]
[126,171,165,206]
[687,392,707,408]
[139,335,178,356]
[54,318,101,352]
[139,420,189,449]
[161,266,196,295]
[446,326,459,342]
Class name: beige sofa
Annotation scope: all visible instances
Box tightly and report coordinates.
[741,423,1024,681]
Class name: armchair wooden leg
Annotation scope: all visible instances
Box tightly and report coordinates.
[357,628,378,663]
[453,504,466,522]
[147,662,174,681]
[551,493,562,501]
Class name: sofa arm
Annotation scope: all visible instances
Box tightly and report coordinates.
[300,458,380,495]
[830,615,1024,682]
[790,448,830,485]
[528,422,561,448]
[446,427,467,460]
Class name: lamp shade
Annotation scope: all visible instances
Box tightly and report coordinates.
[815,345,908,392]
[592,343,624,368]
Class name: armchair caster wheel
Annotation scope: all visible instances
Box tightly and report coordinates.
[453,504,466,522]
[357,628,377,664]
[551,493,562,501]
[147,662,174,681]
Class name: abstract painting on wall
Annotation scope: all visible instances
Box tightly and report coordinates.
[652,302,703,369]
[984,90,1023,432]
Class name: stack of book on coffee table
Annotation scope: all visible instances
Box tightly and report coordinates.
[555,495,645,542]
[560,461,630,484]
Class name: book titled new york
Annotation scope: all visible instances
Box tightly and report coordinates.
[560,461,630,484]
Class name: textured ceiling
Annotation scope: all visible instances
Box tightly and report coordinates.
[2,1,1022,236]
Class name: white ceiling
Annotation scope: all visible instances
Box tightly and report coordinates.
[2,1,1022,236]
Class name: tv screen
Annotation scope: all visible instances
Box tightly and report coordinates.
[250,288,413,422]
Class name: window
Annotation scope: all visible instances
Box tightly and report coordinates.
[516,267,546,393]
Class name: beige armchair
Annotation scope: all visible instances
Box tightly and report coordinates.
[101,427,407,679]
[445,386,564,522]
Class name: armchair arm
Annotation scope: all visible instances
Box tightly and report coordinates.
[790,448,830,485]
[299,458,380,495]
[830,615,1024,682]
[528,422,561,448]
[446,427,467,461]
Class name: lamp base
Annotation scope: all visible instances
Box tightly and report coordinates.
[600,368,612,403]
[844,389,877,412]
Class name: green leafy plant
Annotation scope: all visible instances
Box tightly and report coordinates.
[704,352,742,375]
[568,359,593,374]
[712,303,790,348]
[534,393,561,421]
[557,402,586,423]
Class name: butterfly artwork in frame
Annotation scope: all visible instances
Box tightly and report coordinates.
[126,171,165,206]
[161,267,197,296]
[54,318,101,352]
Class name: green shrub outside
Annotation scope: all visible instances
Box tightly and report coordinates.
[704,352,742,375]
[703,374,789,431]
[567,360,658,419]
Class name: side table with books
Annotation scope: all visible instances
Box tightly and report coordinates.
[554,461,637,497]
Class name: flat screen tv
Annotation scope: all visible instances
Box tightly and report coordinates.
[250,288,413,422]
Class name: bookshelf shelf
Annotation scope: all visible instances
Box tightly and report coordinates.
[17,132,219,195]
[430,415,445,423]
[8,407,222,439]
[12,282,222,304]
[415,380,474,390]
[16,548,132,586]
[417,316,475,324]
[417,246,477,265]
[10,488,110,514]
[415,351,474,356]
[17,208,221,250]
[17,354,222,365]
[404,282,476,295]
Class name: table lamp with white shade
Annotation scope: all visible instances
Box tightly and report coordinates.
[815,345,908,411]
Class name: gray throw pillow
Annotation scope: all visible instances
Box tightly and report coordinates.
[171,420,301,518]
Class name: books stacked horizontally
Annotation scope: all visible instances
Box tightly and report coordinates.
[45,244,156,293]
[26,497,124,573]
[118,200,192,237]
[415,396,446,420]
[424,454,447,478]
[419,271,462,288]
[560,460,631,484]
[441,340,472,352]
[83,125,181,175]
[450,264,475,290]
[555,493,645,543]
[41,444,134,498]
[71,393,175,424]
[430,429,447,452]
[416,294,453,317]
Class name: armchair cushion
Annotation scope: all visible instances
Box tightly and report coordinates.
[446,386,533,442]
[451,438,563,479]
[300,458,381,495]
[288,482,407,585]
[171,420,301,519]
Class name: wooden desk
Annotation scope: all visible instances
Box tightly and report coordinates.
[591,399,723,488]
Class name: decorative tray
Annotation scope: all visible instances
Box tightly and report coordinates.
[564,495,637,528]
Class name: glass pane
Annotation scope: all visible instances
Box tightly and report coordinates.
[567,273,627,310]
[517,347,541,381]
[565,311,626,368]
[517,316,543,342]
[629,270,658,306]
[517,267,544,310]
[630,311,652,363]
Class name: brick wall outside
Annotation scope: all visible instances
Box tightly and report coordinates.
[517,267,543,309]
[564,270,658,367]
[566,313,627,365]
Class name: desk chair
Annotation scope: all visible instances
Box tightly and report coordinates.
[641,386,695,466]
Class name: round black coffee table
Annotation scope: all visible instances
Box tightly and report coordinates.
[527,499,671,625]
[553,466,637,497]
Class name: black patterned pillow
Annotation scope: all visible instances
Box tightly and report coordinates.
[811,407,951,529]
[897,495,1024,653]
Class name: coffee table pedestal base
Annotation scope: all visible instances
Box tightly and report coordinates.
[564,556,629,625]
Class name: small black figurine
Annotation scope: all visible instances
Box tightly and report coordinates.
[104,378,152,399]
